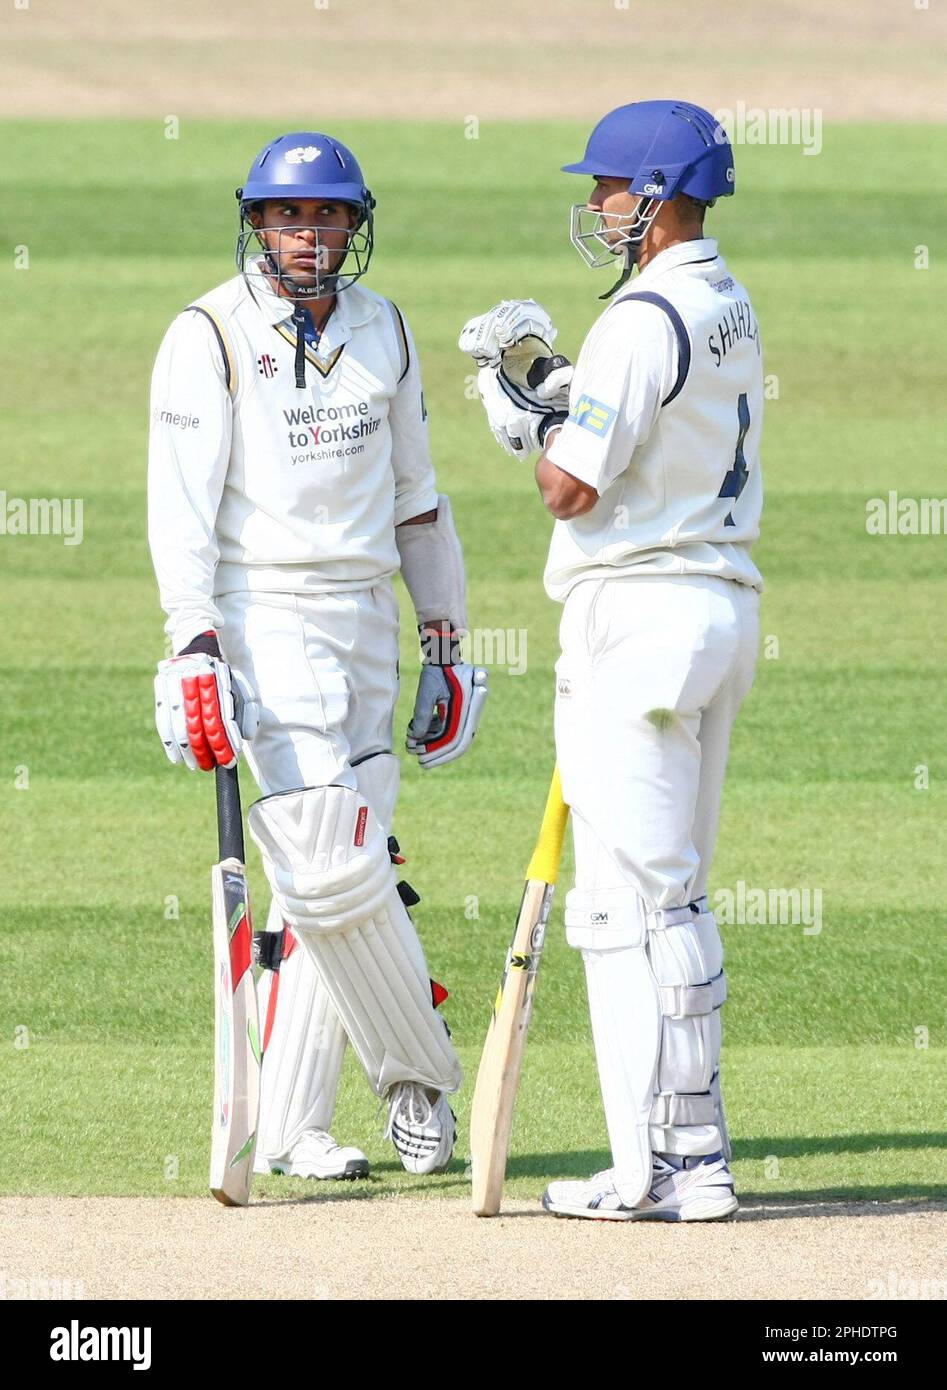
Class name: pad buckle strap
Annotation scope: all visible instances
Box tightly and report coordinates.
[254,928,285,971]
[651,1091,717,1126]
[648,896,711,931]
[660,969,727,1019]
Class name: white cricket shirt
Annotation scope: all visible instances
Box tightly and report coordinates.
[148,258,437,652]
[544,238,764,601]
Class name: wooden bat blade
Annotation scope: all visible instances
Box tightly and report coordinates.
[470,878,556,1216]
[470,768,569,1217]
[209,857,261,1207]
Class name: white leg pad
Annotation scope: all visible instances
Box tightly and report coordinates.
[648,903,726,1158]
[248,784,461,1097]
[566,889,725,1207]
[255,899,348,1162]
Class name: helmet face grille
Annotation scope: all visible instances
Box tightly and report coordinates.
[236,207,374,301]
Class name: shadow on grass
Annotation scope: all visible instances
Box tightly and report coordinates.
[734,1132,947,1159]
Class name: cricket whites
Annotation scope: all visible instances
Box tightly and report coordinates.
[469,766,570,1216]
[209,762,261,1206]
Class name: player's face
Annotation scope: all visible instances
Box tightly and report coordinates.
[587,177,639,248]
[252,199,359,289]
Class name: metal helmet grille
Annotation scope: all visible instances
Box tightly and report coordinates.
[569,195,661,270]
[236,204,374,301]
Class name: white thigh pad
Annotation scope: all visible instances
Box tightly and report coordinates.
[248,785,460,1097]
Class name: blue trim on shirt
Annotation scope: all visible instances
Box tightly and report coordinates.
[616,290,692,406]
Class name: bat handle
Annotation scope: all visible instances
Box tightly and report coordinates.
[215,763,245,863]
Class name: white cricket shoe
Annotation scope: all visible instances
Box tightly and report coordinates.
[542,1151,738,1222]
[253,1129,370,1181]
[385,1082,456,1175]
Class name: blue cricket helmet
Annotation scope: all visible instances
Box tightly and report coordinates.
[236,131,375,210]
[564,101,734,295]
[562,100,735,202]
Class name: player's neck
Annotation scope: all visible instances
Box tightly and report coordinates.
[636,226,704,272]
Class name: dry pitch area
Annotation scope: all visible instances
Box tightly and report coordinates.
[3,0,945,1302]
[2,1196,945,1301]
[1,0,946,122]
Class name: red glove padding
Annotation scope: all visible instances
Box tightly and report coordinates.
[154,652,258,772]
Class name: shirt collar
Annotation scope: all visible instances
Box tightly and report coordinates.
[627,237,720,289]
[243,255,378,346]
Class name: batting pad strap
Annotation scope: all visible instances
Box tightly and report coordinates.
[659,970,727,1020]
[395,493,468,631]
[650,1091,717,1127]
[254,928,286,971]
[564,887,648,950]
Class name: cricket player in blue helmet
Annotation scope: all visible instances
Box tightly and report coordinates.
[149,130,488,1188]
[462,101,762,1222]
[236,131,376,387]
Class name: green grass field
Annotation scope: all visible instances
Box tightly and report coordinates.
[1,119,944,1204]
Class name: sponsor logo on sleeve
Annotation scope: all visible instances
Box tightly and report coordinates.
[571,395,617,437]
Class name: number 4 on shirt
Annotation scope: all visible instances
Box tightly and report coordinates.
[718,392,750,526]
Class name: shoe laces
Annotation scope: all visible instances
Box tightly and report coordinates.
[294,1129,338,1159]
[384,1082,435,1138]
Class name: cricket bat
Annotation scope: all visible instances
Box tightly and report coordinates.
[209,762,261,1206]
[469,765,570,1216]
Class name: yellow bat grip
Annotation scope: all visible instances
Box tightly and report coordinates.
[525,765,570,885]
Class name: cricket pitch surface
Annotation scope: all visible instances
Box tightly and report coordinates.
[2,1197,944,1300]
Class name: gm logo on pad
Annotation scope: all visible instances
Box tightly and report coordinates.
[572,395,617,437]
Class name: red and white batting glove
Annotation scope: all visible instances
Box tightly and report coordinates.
[406,628,489,769]
[154,642,258,772]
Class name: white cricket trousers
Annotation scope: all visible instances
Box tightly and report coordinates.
[554,573,759,1194]
[555,573,759,909]
[217,582,401,797]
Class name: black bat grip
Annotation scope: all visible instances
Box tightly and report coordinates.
[215,763,245,862]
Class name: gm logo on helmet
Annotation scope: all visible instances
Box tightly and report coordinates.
[284,146,322,165]
[642,181,664,195]
[726,167,735,182]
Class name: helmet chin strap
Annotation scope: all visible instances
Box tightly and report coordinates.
[597,194,659,299]
[599,246,634,300]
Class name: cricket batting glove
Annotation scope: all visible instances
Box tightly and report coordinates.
[476,358,572,462]
[406,629,489,769]
[458,298,559,368]
[154,651,258,772]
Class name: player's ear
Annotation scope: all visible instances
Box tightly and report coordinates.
[247,202,264,229]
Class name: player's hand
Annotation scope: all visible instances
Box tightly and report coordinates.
[476,361,571,461]
[406,632,488,769]
[154,653,259,772]
[459,299,558,368]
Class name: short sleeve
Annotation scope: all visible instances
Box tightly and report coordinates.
[546,300,678,495]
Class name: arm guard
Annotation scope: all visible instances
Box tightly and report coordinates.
[395,493,468,633]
